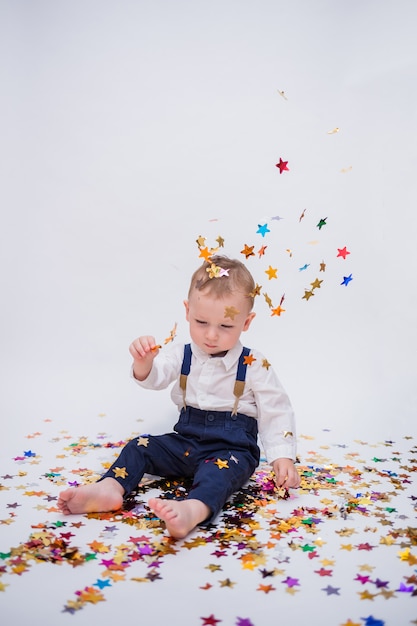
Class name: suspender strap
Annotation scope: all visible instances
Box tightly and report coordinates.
[232,346,251,415]
[180,343,192,409]
[179,344,251,414]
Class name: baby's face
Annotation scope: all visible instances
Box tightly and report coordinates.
[184,289,255,356]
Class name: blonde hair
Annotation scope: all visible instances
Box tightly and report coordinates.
[188,255,255,310]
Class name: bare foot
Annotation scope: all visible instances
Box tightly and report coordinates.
[148,497,210,539]
[57,478,124,515]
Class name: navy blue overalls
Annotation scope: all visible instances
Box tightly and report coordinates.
[100,344,260,522]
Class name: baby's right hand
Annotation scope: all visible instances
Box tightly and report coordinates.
[129,336,160,361]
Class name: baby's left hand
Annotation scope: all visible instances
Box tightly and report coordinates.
[271,458,301,489]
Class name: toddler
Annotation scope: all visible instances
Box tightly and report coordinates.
[58,255,300,538]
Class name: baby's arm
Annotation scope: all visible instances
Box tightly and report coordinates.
[271,458,300,489]
[129,336,160,381]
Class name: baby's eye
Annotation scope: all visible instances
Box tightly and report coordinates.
[195,319,207,325]
[221,324,233,329]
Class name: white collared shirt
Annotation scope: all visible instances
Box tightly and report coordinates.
[133,340,296,463]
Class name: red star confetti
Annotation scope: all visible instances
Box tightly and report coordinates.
[275,158,289,174]
[337,246,351,259]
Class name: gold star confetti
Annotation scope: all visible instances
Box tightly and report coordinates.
[311,278,323,289]
[137,437,149,447]
[302,290,314,301]
[249,283,262,297]
[205,564,222,572]
[265,265,278,280]
[262,358,271,370]
[215,459,229,470]
[112,467,128,479]
[206,263,221,279]
[224,306,240,320]
[263,292,273,308]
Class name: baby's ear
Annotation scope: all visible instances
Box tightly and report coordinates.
[243,312,256,331]
[183,300,190,321]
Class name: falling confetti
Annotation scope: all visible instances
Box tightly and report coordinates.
[275,158,289,174]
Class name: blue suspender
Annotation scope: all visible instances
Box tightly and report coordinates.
[179,343,192,408]
[181,343,192,377]
[180,344,250,414]
[236,346,251,383]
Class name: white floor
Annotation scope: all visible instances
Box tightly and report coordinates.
[1,403,416,626]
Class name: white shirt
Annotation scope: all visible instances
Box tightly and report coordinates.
[133,340,297,464]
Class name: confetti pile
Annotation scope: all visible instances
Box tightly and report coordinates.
[1,419,416,625]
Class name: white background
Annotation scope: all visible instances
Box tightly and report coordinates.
[1,0,416,445]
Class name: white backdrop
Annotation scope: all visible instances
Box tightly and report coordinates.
[1,0,416,446]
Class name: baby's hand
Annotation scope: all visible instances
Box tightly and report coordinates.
[271,458,301,490]
[129,336,160,361]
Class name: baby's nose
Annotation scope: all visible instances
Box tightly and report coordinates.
[205,326,218,339]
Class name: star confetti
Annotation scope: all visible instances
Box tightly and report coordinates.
[224,306,240,320]
[271,305,285,316]
[341,274,353,286]
[240,244,255,260]
[275,158,289,174]
[256,224,270,237]
[112,467,128,478]
[164,323,177,344]
[337,246,351,259]
[265,266,278,280]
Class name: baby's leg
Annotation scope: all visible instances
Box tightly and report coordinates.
[148,497,210,539]
[58,478,124,515]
